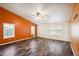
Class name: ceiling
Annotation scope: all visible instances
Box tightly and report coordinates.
[0,3,73,24]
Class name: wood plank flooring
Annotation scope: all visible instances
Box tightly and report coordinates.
[0,37,73,56]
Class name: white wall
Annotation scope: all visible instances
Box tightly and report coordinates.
[37,22,70,41]
[71,23,79,38]
[36,4,72,41]
[37,24,49,38]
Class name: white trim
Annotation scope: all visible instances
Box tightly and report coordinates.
[38,36,70,42]
[70,43,76,56]
[0,37,34,46]
[37,37,70,42]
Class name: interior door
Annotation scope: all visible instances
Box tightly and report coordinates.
[31,26,35,37]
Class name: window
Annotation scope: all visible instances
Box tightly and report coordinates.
[3,23,15,39]
[49,25,63,36]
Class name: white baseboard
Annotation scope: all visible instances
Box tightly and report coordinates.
[0,37,34,46]
[70,43,75,56]
[37,36,70,42]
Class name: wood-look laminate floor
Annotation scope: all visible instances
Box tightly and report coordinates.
[0,37,73,56]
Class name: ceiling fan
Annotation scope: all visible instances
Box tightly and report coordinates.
[32,12,48,20]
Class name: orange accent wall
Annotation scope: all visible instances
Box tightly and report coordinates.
[0,7,37,44]
[70,4,79,24]
[70,4,79,55]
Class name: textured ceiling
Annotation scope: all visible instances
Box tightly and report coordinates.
[0,3,73,24]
